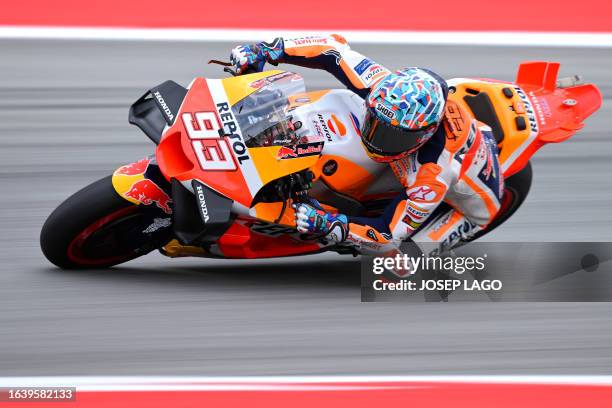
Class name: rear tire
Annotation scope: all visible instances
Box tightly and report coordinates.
[40,176,173,269]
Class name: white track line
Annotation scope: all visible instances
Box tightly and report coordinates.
[0,26,611,47]
[1,376,612,391]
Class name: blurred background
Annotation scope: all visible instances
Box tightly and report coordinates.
[0,0,611,376]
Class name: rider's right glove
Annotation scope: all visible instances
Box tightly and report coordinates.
[229,39,285,75]
[293,200,349,243]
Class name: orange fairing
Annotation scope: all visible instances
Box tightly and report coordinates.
[516,61,602,142]
[156,73,321,208]
[250,201,340,226]
[217,221,322,258]
[219,71,320,193]
[448,62,601,178]
[164,219,323,259]
[447,80,533,177]
[314,155,375,200]
[504,61,602,176]
[287,90,330,109]
[516,61,559,92]
[251,201,297,226]
[248,145,320,187]
[156,77,256,207]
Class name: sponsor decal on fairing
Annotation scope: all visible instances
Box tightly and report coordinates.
[312,113,333,142]
[142,217,171,234]
[195,183,210,223]
[249,71,295,89]
[514,86,539,133]
[530,91,552,127]
[327,114,346,137]
[115,157,150,176]
[322,160,338,176]
[502,86,540,172]
[124,179,172,214]
[153,91,175,121]
[276,142,324,160]
[206,79,263,198]
[181,111,238,171]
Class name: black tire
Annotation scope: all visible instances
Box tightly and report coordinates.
[40,176,173,269]
[467,161,533,241]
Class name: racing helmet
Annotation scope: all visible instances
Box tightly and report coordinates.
[360,67,448,163]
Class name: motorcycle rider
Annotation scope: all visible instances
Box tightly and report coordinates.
[230,34,504,254]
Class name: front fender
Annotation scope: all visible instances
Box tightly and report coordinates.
[111,156,173,214]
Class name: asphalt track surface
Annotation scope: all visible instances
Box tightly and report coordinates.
[0,40,611,376]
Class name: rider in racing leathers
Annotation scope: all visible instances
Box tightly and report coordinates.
[229,34,504,254]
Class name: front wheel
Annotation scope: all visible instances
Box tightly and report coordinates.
[40,176,173,269]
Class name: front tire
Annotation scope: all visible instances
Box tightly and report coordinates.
[40,176,173,269]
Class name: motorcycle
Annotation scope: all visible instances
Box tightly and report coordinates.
[40,61,602,268]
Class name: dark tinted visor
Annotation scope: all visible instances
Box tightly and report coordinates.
[360,108,436,156]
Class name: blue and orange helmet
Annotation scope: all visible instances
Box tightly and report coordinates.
[360,67,448,162]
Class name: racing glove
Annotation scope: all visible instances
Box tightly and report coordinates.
[293,200,348,243]
[229,38,285,74]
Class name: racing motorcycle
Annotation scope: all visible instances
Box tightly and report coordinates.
[40,61,602,268]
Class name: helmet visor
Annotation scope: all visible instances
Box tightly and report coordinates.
[360,108,436,157]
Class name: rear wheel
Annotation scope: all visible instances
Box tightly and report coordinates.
[40,176,173,269]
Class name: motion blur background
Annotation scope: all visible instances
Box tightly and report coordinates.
[0,0,611,376]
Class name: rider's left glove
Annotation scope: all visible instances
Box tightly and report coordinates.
[229,38,285,75]
[293,201,348,243]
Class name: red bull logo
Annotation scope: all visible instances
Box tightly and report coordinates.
[276,146,298,159]
[116,158,150,176]
[124,179,172,214]
[296,143,323,155]
[277,142,324,160]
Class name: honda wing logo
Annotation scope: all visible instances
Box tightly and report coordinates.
[153,91,175,122]
[195,184,210,223]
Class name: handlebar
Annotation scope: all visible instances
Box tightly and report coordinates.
[208,59,260,77]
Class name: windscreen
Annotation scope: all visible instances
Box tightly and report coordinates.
[232,72,307,148]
